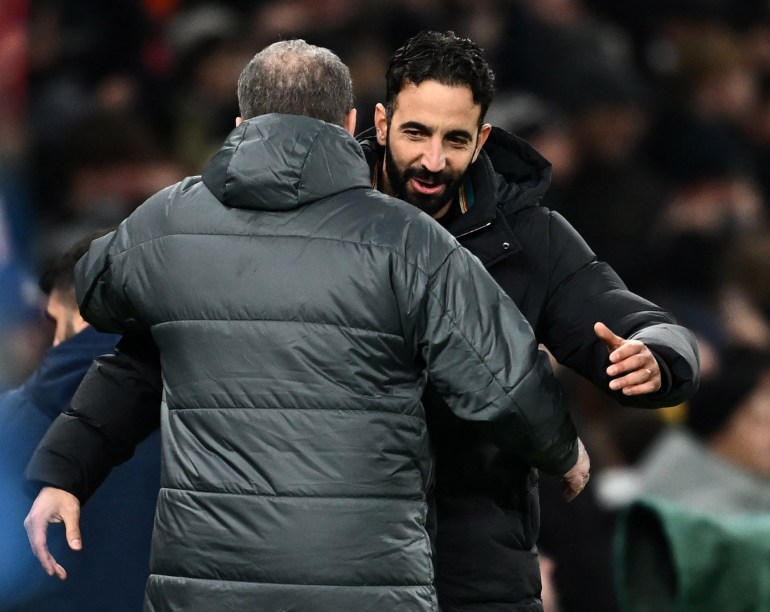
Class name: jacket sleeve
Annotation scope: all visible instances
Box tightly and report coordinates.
[402,236,578,475]
[25,333,162,503]
[75,187,176,334]
[539,211,700,407]
[74,228,148,334]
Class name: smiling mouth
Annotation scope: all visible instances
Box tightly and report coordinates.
[410,178,444,195]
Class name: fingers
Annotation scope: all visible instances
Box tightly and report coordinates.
[24,487,82,581]
[65,516,83,552]
[25,507,67,580]
[597,323,662,395]
[561,438,591,502]
[563,471,590,502]
[594,322,623,351]
[607,352,661,395]
[597,322,648,367]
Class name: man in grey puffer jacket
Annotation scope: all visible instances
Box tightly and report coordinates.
[24,40,588,611]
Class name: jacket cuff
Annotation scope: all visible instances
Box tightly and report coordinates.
[538,437,579,475]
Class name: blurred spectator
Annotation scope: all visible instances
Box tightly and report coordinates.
[165,3,251,171]
[547,68,667,291]
[494,0,637,105]
[33,108,187,266]
[716,231,770,354]
[630,348,770,513]
[26,0,154,211]
[641,115,767,374]
[749,74,770,205]
[615,496,770,612]
[0,260,44,391]
[0,0,28,163]
[486,91,579,193]
[612,348,770,611]
[540,346,770,611]
[0,230,160,611]
[0,181,46,391]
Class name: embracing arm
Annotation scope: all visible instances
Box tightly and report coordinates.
[24,332,162,579]
[25,193,171,579]
[402,236,582,480]
[25,332,162,502]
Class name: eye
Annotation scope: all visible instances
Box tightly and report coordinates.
[404,129,423,139]
[448,138,470,149]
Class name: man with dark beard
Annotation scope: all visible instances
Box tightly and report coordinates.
[25,31,698,612]
[356,30,699,612]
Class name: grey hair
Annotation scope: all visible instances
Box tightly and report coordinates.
[236,39,354,126]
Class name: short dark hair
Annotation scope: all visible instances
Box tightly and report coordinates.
[384,30,496,125]
[236,39,354,126]
[39,228,114,297]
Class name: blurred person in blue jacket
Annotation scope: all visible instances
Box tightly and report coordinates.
[0,230,161,611]
[0,183,45,391]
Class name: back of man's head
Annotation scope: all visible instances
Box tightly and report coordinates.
[39,230,113,301]
[686,348,770,441]
[39,229,114,346]
[236,39,353,126]
[384,30,495,125]
[686,348,770,476]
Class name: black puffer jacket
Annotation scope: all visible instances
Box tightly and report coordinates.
[360,127,700,612]
[39,115,579,612]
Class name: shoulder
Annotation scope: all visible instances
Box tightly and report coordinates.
[112,177,205,248]
[507,203,595,260]
[351,190,462,272]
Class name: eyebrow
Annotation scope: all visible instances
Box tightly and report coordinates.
[399,121,474,142]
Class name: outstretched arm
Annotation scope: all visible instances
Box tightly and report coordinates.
[539,211,700,407]
[405,240,581,478]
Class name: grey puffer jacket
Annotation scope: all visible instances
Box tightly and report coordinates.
[75,114,578,611]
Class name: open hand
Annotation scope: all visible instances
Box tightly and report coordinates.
[594,322,661,396]
[24,486,82,580]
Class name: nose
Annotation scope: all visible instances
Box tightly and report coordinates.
[420,138,446,173]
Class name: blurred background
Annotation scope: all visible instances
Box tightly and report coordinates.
[1,1,770,610]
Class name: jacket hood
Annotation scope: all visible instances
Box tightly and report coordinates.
[480,126,552,213]
[203,114,371,211]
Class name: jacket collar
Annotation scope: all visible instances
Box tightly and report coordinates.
[22,326,120,418]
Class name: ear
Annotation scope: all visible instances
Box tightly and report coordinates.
[343,108,357,136]
[471,123,492,163]
[73,310,90,336]
[374,103,388,146]
[235,116,243,127]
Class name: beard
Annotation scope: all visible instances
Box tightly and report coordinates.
[384,140,465,217]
